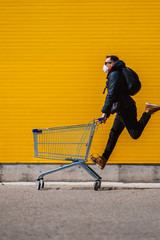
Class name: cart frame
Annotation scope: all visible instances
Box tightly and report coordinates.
[32,119,103,190]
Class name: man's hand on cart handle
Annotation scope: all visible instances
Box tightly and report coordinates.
[99,113,107,124]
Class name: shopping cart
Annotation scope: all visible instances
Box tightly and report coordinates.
[32,118,103,191]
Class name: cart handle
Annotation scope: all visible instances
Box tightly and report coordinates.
[97,117,104,122]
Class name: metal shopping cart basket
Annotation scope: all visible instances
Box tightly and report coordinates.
[32,118,103,191]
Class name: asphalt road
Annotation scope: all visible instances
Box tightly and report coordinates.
[0,184,160,240]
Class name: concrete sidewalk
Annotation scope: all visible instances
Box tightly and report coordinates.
[1,181,160,189]
[1,185,160,240]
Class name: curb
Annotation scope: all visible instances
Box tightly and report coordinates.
[1,182,160,189]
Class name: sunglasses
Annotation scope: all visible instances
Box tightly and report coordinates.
[105,61,112,65]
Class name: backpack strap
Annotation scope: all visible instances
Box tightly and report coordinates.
[103,86,107,94]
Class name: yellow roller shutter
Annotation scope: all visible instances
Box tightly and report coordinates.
[0,0,160,163]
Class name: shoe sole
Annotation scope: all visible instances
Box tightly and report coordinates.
[96,163,104,170]
[146,102,160,108]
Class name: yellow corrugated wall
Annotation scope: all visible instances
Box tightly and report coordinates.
[0,0,160,164]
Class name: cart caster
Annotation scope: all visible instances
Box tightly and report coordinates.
[36,180,41,190]
[94,180,101,191]
[40,178,44,189]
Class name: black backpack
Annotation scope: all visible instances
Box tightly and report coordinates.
[121,67,141,96]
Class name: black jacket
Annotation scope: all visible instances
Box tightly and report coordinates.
[101,60,135,118]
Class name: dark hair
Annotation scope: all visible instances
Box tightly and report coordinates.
[106,55,119,62]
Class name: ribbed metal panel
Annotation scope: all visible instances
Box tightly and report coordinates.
[0,0,160,163]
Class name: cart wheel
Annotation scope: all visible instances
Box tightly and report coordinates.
[40,178,44,189]
[36,180,41,190]
[98,180,101,189]
[94,180,101,191]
